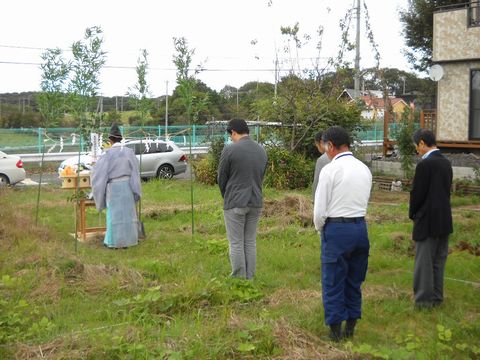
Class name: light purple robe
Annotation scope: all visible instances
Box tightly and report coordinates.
[91,143,142,212]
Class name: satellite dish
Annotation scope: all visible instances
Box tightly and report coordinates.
[429,64,444,81]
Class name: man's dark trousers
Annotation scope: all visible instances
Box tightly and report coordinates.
[321,219,369,325]
[414,235,449,306]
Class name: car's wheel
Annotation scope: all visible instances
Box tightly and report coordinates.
[0,174,10,187]
[156,164,174,179]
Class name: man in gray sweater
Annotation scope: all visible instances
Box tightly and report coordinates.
[312,130,331,202]
[217,119,268,279]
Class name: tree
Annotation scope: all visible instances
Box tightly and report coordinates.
[68,26,107,141]
[172,37,209,237]
[254,75,362,157]
[252,21,362,155]
[360,67,435,101]
[172,37,209,125]
[37,48,70,127]
[128,49,153,126]
[395,108,418,178]
[400,0,465,72]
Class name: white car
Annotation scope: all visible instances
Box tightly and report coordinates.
[58,139,188,179]
[0,151,26,186]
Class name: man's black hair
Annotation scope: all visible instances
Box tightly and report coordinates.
[412,129,436,147]
[322,126,350,149]
[227,118,249,135]
[314,131,324,143]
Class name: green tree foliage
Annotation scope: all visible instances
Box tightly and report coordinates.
[161,80,215,124]
[395,108,418,178]
[400,0,465,72]
[250,20,364,156]
[0,107,42,128]
[68,26,107,138]
[172,37,209,124]
[362,67,434,96]
[36,48,70,127]
[254,75,362,157]
[128,49,154,126]
[105,110,121,123]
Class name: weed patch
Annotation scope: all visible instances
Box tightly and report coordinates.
[263,194,313,227]
[272,319,351,360]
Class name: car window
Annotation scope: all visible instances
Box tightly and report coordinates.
[126,142,173,155]
[151,142,173,153]
[125,144,140,155]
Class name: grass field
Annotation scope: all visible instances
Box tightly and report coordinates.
[0,180,479,359]
[0,130,38,150]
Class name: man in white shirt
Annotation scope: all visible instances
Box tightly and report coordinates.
[313,126,372,341]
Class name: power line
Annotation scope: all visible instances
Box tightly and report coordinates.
[0,60,319,73]
[0,44,60,51]
[0,43,330,62]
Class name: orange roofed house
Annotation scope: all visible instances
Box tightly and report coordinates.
[359,96,409,121]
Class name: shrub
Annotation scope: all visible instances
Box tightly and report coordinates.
[192,137,225,185]
[192,155,218,185]
[194,142,314,190]
[264,146,314,190]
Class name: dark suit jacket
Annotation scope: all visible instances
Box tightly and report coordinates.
[409,150,453,241]
[217,136,268,210]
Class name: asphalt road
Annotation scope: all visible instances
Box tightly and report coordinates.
[18,164,193,187]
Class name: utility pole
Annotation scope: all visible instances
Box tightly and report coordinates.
[354,0,361,97]
[165,81,169,139]
[274,50,278,100]
[115,96,118,112]
[236,88,239,117]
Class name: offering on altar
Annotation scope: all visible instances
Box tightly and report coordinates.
[60,166,91,189]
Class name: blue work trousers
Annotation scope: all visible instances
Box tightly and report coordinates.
[321,219,369,325]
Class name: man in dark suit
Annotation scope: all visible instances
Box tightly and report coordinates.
[218,119,268,279]
[409,129,453,309]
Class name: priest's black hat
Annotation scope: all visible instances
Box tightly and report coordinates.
[109,123,123,139]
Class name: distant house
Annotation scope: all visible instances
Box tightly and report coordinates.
[432,1,480,147]
[337,89,408,121]
[337,88,384,102]
[359,96,408,121]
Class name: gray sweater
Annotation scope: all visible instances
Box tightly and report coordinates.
[217,136,268,210]
[312,152,330,202]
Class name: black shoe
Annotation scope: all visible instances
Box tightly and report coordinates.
[329,323,343,342]
[344,319,357,338]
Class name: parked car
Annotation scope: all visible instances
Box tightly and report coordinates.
[58,139,187,179]
[0,151,26,186]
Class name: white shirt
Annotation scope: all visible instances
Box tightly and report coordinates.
[313,151,372,231]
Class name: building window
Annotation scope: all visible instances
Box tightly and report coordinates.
[469,1,480,27]
[470,70,480,139]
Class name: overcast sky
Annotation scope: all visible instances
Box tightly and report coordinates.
[0,0,411,97]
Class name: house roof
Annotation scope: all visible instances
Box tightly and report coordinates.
[360,96,408,109]
[337,88,385,101]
